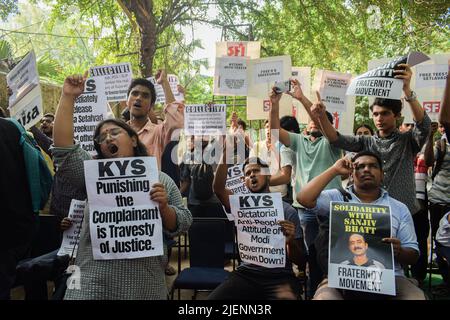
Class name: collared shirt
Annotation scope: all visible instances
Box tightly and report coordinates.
[287,132,343,207]
[331,113,431,214]
[306,187,419,277]
[129,117,157,155]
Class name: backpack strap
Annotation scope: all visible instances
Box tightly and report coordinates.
[338,187,352,202]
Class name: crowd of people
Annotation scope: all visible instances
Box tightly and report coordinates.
[0,62,449,301]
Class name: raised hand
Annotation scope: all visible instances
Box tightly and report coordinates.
[156,69,167,84]
[332,158,353,176]
[394,63,412,93]
[62,73,87,99]
[287,79,305,101]
[310,91,326,121]
[269,87,283,105]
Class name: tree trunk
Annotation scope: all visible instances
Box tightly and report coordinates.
[119,0,157,77]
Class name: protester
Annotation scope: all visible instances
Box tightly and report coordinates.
[52,74,192,299]
[311,64,431,218]
[354,124,374,136]
[127,69,184,168]
[298,152,425,300]
[269,79,343,294]
[0,118,37,300]
[209,147,306,300]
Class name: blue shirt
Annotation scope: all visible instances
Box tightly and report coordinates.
[306,187,419,277]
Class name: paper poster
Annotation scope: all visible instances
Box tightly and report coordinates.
[6,50,44,129]
[89,62,133,102]
[246,95,293,120]
[226,165,250,195]
[312,70,356,135]
[368,53,446,122]
[415,64,448,89]
[328,202,395,296]
[7,50,39,107]
[248,56,292,98]
[214,57,249,96]
[57,199,86,257]
[84,157,163,260]
[253,60,284,84]
[215,41,261,59]
[229,193,286,268]
[147,74,184,104]
[291,67,312,125]
[73,77,109,155]
[9,84,44,130]
[316,70,352,113]
[348,51,430,100]
[184,104,227,136]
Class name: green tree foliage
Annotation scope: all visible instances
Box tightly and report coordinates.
[212,0,449,125]
[0,0,18,21]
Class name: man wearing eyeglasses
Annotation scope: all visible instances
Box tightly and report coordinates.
[297,151,425,300]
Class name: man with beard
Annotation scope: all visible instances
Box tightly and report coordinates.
[298,151,425,299]
[269,79,343,295]
[208,143,306,300]
[40,113,54,138]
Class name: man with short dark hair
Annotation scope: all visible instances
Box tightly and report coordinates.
[298,151,425,300]
[127,69,184,168]
[209,145,306,300]
[40,113,55,138]
[270,79,343,294]
[313,64,431,217]
[341,233,385,269]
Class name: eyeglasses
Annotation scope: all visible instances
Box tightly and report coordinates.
[354,163,380,171]
[40,119,53,124]
[94,127,123,144]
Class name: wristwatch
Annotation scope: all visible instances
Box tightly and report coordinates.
[405,90,417,102]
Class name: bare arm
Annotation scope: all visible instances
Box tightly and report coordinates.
[396,64,425,123]
[297,158,352,208]
[311,91,339,142]
[269,165,291,186]
[213,141,234,212]
[288,79,323,130]
[269,88,291,146]
[156,69,175,105]
[53,74,86,147]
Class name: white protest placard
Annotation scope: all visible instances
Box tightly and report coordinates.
[214,56,249,96]
[415,64,448,89]
[347,56,406,100]
[367,52,438,123]
[229,193,286,268]
[226,165,249,195]
[84,157,163,260]
[291,67,312,124]
[9,84,44,130]
[253,60,284,85]
[316,70,352,113]
[246,95,293,120]
[215,41,261,59]
[57,199,86,257]
[312,70,356,135]
[89,62,133,102]
[413,54,449,121]
[147,74,184,104]
[73,77,109,155]
[7,50,39,107]
[328,202,395,296]
[184,104,227,136]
